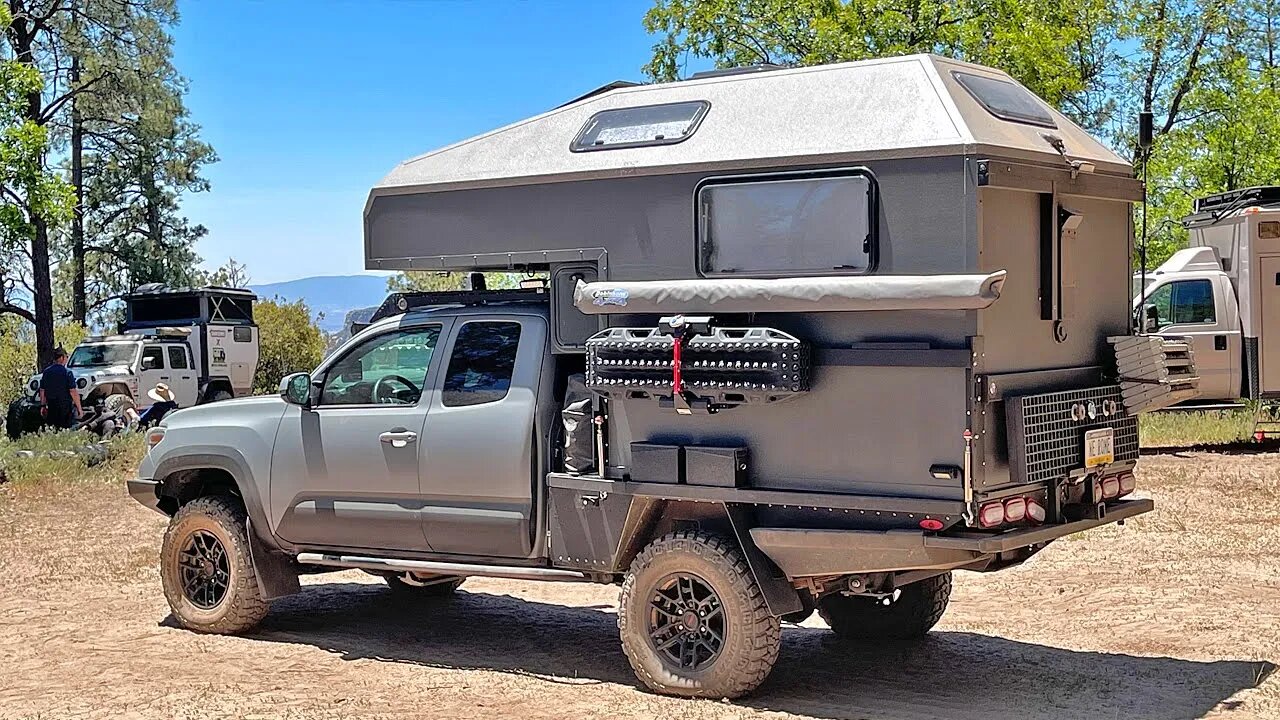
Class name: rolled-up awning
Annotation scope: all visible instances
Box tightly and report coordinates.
[573,271,1007,315]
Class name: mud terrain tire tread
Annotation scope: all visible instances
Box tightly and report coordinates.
[160,495,269,635]
[618,530,781,699]
[818,572,952,642]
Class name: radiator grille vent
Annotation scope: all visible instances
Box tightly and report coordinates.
[1006,385,1139,485]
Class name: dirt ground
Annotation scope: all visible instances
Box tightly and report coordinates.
[1,451,1277,720]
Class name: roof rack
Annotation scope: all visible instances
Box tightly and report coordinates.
[367,287,550,325]
[1193,186,1280,213]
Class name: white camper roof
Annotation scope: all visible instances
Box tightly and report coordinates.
[372,54,1130,197]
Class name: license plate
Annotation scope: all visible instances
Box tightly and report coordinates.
[1084,428,1115,467]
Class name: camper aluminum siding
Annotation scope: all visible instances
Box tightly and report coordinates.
[364,54,1139,502]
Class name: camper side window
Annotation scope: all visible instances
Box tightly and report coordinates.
[697,171,875,276]
[1148,280,1216,327]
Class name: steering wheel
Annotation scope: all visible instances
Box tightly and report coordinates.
[372,374,419,404]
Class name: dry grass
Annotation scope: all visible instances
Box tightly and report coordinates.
[0,445,1276,719]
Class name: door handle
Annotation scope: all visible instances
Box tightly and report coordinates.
[159,375,170,380]
[1215,335,1227,351]
[379,430,418,448]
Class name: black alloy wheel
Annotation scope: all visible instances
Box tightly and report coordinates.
[178,529,230,610]
[647,572,726,671]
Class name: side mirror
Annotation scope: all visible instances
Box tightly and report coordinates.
[141,356,159,370]
[279,372,312,406]
[1143,304,1160,333]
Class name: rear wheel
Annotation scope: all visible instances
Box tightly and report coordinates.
[384,574,464,597]
[159,496,269,635]
[204,390,233,404]
[619,531,781,699]
[817,572,952,642]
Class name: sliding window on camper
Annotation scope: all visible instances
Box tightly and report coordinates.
[696,168,878,277]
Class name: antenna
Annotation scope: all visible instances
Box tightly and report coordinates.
[1138,109,1154,333]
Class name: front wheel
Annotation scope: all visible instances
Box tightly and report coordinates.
[618,531,781,699]
[817,572,952,642]
[159,496,269,634]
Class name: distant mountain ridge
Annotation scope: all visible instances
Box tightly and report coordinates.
[249,275,389,333]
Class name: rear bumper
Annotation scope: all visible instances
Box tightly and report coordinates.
[750,497,1153,579]
[126,477,164,514]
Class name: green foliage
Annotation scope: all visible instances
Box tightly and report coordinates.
[387,271,527,292]
[1139,409,1256,446]
[0,430,144,487]
[252,298,326,395]
[0,316,85,408]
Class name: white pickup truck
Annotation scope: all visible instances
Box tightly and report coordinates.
[1133,186,1280,403]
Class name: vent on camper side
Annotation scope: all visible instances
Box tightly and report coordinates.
[1108,335,1200,413]
[1006,386,1140,486]
[585,326,810,406]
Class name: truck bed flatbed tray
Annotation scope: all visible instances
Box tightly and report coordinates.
[923,497,1153,553]
[546,473,964,517]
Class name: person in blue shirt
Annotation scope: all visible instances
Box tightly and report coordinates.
[38,347,81,430]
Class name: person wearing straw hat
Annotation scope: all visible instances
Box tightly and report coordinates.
[138,382,179,428]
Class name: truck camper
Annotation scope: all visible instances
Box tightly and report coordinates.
[133,55,1178,699]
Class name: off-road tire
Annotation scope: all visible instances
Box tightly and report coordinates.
[619,531,781,699]
[384,575,465,597]
[817,572,952,642]
[160,496,269,635]
[204,390,233,404]
[5,401,22,440]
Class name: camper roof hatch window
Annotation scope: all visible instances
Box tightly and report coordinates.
[697,170,876,277]
[954,72,1057,128]
[571,101,710,152]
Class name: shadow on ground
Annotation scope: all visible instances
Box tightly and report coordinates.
[171,583,1274,720]
[1141,438,1280,456]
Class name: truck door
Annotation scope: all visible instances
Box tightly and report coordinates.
[165,346,199,407]
[1259,256,1280,393]
[419,316,544,559]
[1150,277,1238,400]
[137,345,168,405]
[268,321,448,552]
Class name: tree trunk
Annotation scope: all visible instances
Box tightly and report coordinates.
[9,9,58,366]
[71,53,86,324]
[31,217,56,367]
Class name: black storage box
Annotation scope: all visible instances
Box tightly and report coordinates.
[685,446,749,488]
[629,442,684,484]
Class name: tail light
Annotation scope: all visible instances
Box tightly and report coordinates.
[1026,498,1046,523]
[1101,475,1121,500]
[1117,472,1136,497]
[978,501,1006,528]
[1003,496,1027,522]
[919,518,944,531]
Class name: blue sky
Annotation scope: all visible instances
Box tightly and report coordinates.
[172,0,692,284]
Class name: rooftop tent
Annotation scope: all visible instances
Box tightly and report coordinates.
[364,54,1129,273]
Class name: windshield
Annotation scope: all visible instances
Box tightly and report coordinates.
[69,343,138,368]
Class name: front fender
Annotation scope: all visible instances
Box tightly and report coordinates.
[148,449,288,553]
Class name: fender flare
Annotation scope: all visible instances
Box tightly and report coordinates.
[153,450,286,554]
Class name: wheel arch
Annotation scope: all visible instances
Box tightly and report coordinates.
[153,451,282,553]
[154,451,299,599]
[609,498,804,618]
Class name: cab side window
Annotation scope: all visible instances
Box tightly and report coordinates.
[442,322,521,407]
[320,325,441,406]
[167,347,189,370]
[141,346,165,370]
[1149,280,1216,328]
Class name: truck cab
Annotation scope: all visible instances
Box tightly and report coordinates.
[1135,186,1280,403]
